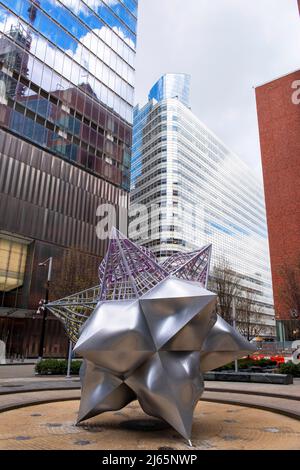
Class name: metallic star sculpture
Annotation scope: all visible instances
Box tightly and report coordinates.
[74,276,217,441]
[48,228,255,441]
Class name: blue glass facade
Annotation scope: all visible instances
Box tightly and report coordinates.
[148,73,191,108]
[0,0,138,190]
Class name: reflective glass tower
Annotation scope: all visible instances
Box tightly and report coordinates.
[0,0,138,359]
[148,73,191,108]
[130,74,275,337]
[0,0,138,190]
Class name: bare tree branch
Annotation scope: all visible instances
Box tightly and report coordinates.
[50,247,99,301]
[278,259,300,318]
[209,257,266,340]
[236,289,265,340]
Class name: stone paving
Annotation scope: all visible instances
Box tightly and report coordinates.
[202,390,300,420]
[0,389,81,413]
[0,400,299,450]
[0,376,299,417]
[0,378,80,395]
[0,366,299,450]
[206,379,300,399]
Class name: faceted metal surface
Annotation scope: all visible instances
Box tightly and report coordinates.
[139,278,216,350]
[125,351,204,441]
[49,228,255,440]
[47,230,211,343]
[78,361,136,424]
[74,300,156,376]
[47,228,168,342]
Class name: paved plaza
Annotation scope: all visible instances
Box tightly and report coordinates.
[0,365,299,450]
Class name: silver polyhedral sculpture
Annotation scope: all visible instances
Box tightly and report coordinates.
[47,228,255,441]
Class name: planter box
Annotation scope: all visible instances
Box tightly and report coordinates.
[204,371,293,385]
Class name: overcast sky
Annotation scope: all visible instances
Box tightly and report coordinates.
[134,0,300,176]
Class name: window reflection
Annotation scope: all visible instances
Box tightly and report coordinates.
[0,2,135,115]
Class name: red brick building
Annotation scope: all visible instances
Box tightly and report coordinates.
[256,70,300,339]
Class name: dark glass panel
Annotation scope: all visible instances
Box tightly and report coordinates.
[98,108,106,128]
[89,127,97,147]
[96,133,104,151]
[124,126,131,146]
[94,155,103,175]
[78,148,88,167]
[91,100,100,123]
[119,122,125,140]
[87,153,95,171]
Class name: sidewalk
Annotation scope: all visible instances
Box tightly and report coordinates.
[0,376,299,420]
[1,365,299,399]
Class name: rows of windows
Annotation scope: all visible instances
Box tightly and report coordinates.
[134,167,167,189]
[131,189,167,205]
[176,150,267,234]
[6,107,123,186]
[3,72,130,144]
[0,0,136,190]
[0,235,28,292]
[139,100,263,207]
[137,206,271,280]
[134,103,265,214]
[0,6,134,120]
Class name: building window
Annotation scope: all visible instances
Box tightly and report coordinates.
[0,236,28,292]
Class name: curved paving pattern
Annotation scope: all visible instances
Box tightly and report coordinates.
[0,377,299,450]
[1,379,300,418]
[0,400,299,450]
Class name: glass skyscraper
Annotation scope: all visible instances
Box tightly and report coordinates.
[0,0,137,190]
[130,73,275,337]
[0,0,138,358]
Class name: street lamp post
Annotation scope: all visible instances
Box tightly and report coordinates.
[232,297,239,373]
[66,340,73,379]
[38,257,53,361]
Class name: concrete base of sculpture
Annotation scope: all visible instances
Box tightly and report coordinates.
[48,228,256,442]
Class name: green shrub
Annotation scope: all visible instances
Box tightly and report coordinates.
[35,359,82,375]
[216,358,277,371]
[254,359,277,367]
[278,361,300,377]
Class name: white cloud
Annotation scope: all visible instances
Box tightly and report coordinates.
[50,0,120,17]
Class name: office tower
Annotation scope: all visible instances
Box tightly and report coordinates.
[130,73,275,337]
[0,0,138,357]
[256,70,300,340]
